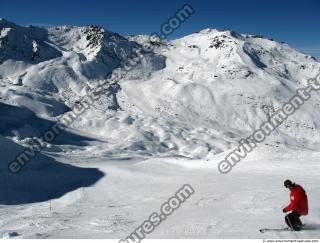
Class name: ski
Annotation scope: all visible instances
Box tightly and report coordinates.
[259,227,291,233]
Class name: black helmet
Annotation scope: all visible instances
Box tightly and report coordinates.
[284,179,294,188]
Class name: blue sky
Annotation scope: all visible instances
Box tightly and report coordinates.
[1,0,319,58]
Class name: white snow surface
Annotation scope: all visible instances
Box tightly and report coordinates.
[0,19,320,238]
[1,147,320,239]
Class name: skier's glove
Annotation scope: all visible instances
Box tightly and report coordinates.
[282,208,286,213]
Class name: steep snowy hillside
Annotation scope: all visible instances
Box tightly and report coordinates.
[0,19,165,147]
[0,19,62,64]
[76,28,320,158]
[1,20,320,161]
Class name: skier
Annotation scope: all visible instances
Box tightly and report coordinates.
[283,179,308,231]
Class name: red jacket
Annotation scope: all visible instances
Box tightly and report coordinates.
[284,185,308,215]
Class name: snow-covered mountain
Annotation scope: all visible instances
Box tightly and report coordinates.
[1,19,320,160]
[3,19,320,240]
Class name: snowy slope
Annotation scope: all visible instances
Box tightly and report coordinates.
[1,147,320,239]
[0,19,164,118]
[1,19,320,239]
[0,136,103,205]
[1,20,320,159]
[91,29,320,158]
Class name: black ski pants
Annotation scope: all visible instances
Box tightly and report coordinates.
[285,211,302,231]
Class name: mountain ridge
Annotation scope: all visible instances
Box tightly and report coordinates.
[1,19,320,159]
